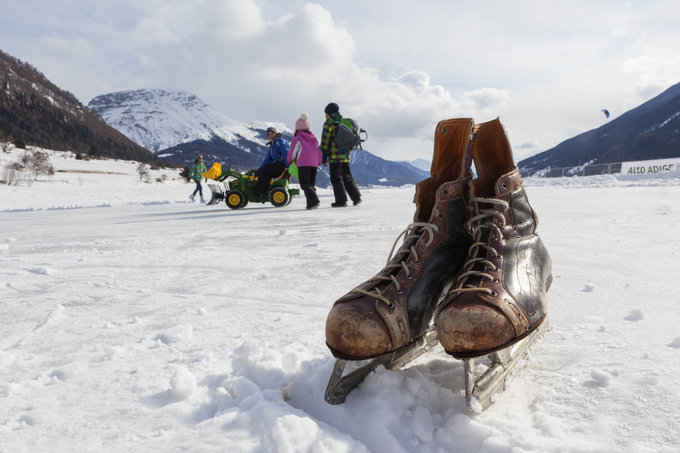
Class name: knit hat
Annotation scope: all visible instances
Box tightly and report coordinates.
[266,126,277,134]
[324,102,339,115]
[295,113,310,131]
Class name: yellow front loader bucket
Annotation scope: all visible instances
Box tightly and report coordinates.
[202,162,222,180]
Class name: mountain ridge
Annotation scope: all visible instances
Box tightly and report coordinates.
[519,81,680,175]
[88,89,276,153]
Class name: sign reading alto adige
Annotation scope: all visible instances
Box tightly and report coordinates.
[621,157,680,175]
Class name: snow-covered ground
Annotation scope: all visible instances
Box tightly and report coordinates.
[1,147,679,452]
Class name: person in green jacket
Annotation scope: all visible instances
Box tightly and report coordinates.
[320,102,361,207]
[189,155,207,203]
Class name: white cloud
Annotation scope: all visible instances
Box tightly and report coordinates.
[134,5,186,45]
[3,0,680,163]
[248,3,356,81]
[462,88,510,112]
[117,1,485,158]
[133,0,265,44]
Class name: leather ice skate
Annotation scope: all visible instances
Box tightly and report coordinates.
[435,119,552,410]
[324,118,475,404]
[434,118,552,409]
[436,118,552,358]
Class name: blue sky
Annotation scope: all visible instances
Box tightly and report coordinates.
[2,0,679,162]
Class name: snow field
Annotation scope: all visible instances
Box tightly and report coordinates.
[1,149,680,452]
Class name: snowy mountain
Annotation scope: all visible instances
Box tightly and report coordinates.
[88,89,427,187]
[352,149,428,186]
[88,89,274,154]
[408,158,432,172]
[519,81,680,175]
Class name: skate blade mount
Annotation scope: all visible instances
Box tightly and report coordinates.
[206,183,225,205]
[325,329,439,405]
[464,320,548,411]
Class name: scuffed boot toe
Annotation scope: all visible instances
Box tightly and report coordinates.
[437,302,515,358]
[325,301,392,359]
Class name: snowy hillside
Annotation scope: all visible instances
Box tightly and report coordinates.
[88,89,288,153]
[408,158,432,172]
[1,147,680,452]
[0,144,184,209]
[519,81,680,175]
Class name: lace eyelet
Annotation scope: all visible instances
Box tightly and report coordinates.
[490,291,498,297]
[437,211,443,218]
[406,274,413,280]
[494,236,500,242]
[500,183,507,190]
[413,259,421,265]
[385,301,395,309]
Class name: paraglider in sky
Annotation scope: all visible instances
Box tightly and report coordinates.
[601,109,610,118]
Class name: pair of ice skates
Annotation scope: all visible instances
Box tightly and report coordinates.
[324,118,552,410]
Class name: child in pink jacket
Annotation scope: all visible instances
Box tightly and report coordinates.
[287,113,323,210]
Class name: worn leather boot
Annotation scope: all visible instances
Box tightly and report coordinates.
[325,118,475,359]
[436,118,553,358]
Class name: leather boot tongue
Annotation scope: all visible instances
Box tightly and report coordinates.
[471,177,494,198]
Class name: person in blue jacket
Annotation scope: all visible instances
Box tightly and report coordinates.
[254,126,290,198]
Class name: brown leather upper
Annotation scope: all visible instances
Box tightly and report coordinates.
[325,118,475,359]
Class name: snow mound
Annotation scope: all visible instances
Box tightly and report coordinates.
[154,325,193,344]
[168,366,197,401]
[584,370,613,388]
[624,309,644,322]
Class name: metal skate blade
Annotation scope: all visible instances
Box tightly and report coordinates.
[325,330,438,405]
[464,319,549,411]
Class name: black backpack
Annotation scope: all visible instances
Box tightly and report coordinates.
[335,117,367,151]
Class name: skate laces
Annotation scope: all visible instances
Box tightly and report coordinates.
[449,197,509,296]
[353,222,438,306]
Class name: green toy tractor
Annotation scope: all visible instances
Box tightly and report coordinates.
[202,163,299,209]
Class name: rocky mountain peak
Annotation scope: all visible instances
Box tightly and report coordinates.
[88,88,257,153]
